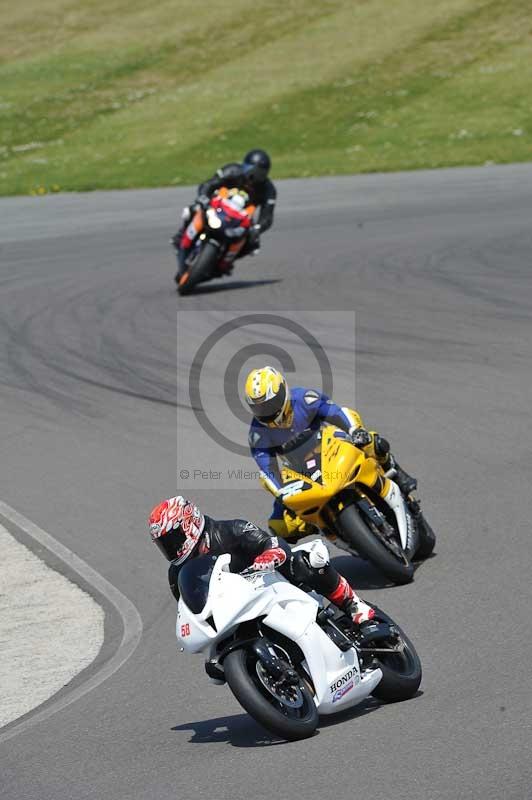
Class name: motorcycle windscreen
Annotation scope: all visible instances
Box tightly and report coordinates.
[177,555,217,614]
[281,429,323,483]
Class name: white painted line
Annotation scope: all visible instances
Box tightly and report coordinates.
[0,500,143,744]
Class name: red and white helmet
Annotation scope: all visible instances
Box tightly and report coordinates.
[148,496,205,564]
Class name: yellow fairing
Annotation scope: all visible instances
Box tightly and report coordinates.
[280,425,388,529]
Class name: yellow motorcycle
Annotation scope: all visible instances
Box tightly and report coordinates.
[275,426,434,584]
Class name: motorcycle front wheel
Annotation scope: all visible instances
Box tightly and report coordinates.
[336,504,414,584]
[177,241,219,295]
[224,648,318,741]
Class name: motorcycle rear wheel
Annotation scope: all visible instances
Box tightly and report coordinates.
[336,504,414,584]
[177,241,219,295]
[368,607,422,702]
[415,514,436,559]
[224,648,318,741]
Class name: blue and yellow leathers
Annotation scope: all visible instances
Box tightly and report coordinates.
[248,387,380,537]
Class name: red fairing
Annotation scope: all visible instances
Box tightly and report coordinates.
[251,547,287,571]
[211,196,252,227]
[327,575,354,606]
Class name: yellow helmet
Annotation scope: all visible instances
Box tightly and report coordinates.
[244,366,293,427]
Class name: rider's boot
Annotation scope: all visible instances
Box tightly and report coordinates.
[269,506,317,541]
[372,436,418,497]
[327,575,376,626]
[173,245,188,283]
[171,217,190,282]
[407,497,436,559]
[171,207,191,252]
[235,225,261,260]
[385,453,418,497]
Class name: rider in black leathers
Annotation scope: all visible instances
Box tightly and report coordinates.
[172,149,276,274]
[149,496,377,628]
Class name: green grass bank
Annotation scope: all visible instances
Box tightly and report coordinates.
[1,0,531,195]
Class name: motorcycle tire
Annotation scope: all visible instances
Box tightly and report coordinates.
[224,648,318,741]
[177,241,219,296]
[336,504,414,585]
[368,606,422,702]
[415,514,436,559]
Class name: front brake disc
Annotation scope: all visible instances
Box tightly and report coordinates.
[255,661,304,709]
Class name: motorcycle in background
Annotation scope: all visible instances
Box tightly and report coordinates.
[175,188,256,295]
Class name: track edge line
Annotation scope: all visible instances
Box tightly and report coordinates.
[0,499,143,745]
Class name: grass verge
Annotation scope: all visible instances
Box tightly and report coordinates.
[1,0,531,195]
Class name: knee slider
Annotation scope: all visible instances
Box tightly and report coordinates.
[306,539,330,569]
[290,541,330,585]
[290,551,314,584]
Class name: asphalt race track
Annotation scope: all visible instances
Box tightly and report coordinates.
[1,164,532,800]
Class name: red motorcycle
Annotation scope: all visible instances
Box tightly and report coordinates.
[175,188,256,295]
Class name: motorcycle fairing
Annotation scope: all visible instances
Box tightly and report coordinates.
[177,554,318,654]
[277,425,412,549]
[179,186,257,273]
[382,479,409,550]
[176,549,383,714]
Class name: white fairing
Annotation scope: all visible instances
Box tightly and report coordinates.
[382,479,409,550]
[176,545,382,716]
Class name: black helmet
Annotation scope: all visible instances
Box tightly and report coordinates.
[243,149,271,184]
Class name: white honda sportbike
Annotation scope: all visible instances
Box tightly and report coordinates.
[176,542,422,741]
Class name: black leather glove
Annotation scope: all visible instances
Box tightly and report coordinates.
[195,193,210,210]
[374,434,390,457]
[350,427,372,447]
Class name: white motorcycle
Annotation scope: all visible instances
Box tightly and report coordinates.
[176,542,422,741]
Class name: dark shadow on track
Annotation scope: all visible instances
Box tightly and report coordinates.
[319,696,381,728]
[331,553,432,590]
[172,694,424,745]
[319,690,424,729]
[176,278,282,296]
[172,712,286,747]
[331,554,399,590]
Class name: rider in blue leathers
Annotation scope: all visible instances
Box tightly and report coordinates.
[244,366,418,538]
